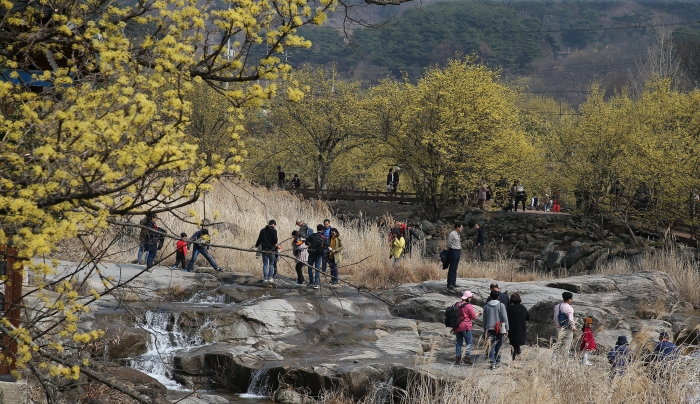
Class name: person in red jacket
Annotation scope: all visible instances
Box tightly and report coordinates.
[579,317,597,365]
[454,290,480,365]
[173,232,188,270]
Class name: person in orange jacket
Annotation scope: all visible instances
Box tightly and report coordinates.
[173,232,188,270]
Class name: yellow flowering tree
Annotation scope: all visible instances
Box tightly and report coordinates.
[246,66,384,190]
[372,58,534,219]
[0,0,336,400]
[542,80,700,232]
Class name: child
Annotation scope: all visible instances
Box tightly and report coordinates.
[173,232,188,270]
[607,336,631,376]
[580,317,597,365]
[292,230,308,285]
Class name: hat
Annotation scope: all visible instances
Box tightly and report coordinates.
[616,336,628,346]
[584,317,594,325]
[659,331,670,340]
[180,232,187,237]
[461,291,473,300]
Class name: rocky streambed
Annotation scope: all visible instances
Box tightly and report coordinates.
[75,261,700,403]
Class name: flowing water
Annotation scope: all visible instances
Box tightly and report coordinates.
[238,369,271,399]
[128,310,208,390]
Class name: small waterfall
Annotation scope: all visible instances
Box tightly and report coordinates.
[128,311,207,390]
[186,290,227,304]
[239,369,270,398]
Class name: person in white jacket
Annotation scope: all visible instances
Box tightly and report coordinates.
[483,290,509,369]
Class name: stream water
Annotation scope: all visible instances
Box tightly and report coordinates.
[127,301,275,402]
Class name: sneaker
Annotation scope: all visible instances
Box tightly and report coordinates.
[172,266,178,270]
[263,278,269,283]
[296,281,304,285]
[313,284,319,289]
[181,268,190,272]
[215,267,223,272]
[489,364,495,370]
[269,278,274,284]
[584,360,592,366]
[463,356,473,365]
[447,284,455,289]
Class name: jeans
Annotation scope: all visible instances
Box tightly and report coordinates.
[455,330,472,358]
[329,258,338,283]
[146,248,158,268]
[137,242,149,263]
[393,257,401,267]
[308,254,323,284]
[488,330,504,365]
[262,253,275,279]
[476,245,483,261]
[447,248,460,286]
[187,248,219,271]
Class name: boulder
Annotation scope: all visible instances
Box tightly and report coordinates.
[275,389,305,404]
[393,293,454,323]
[545,251,566,271]
[375,331,423,356]
[564,241,588,268]
[421,220,436,236]
[106,327,149,359]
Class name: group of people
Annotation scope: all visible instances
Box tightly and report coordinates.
[451,283,527,369]
[452,289,681,373]
[134,214,222,272]
[254,219,343,289]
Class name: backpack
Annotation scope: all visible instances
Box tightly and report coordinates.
[445,303,461,328]
[307,233,327,254]
[557,304,570,328]
[300,224,313,239]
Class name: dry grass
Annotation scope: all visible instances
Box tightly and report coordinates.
[595,249,700,307]
[53,180,700,301]
[304,347,700,404]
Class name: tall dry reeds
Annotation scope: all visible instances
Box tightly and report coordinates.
[305,347,700,404]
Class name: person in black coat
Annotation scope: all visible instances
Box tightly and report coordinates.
[506,293,530,363]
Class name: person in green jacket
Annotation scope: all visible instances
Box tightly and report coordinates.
[390,228,406,266]
[327,228,343,284]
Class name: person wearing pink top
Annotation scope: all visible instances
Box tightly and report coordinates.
[453,290,480,365]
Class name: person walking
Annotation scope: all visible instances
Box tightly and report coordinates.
[506,293,529,366]
[291,230,307,285]
[386,168,394,196]
[307,224,328,289]
[393,168,401,194]
[453,290,479,365]
[607,336,631,376]
[173,232,188,270]
[514,181,527,212]
[486,283,510,307]
[186,228,222,272]
[579,317,597,365]
[446,222,463,289]
[553,291,576,358]
[327,228,343,284]
[144,214,162,269]
[277,166,286,187]
[477,184,487,209]
[390,228,406,266]
[134,215,151,265]
[483,289,509,369]
[292,174,301,188]
[475,223,484,262]
[255,220,280,283]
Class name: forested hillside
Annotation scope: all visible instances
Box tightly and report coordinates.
[290,0,700,103]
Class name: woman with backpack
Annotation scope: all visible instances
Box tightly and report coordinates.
[453,290,479,365]
[327,228,343,284]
